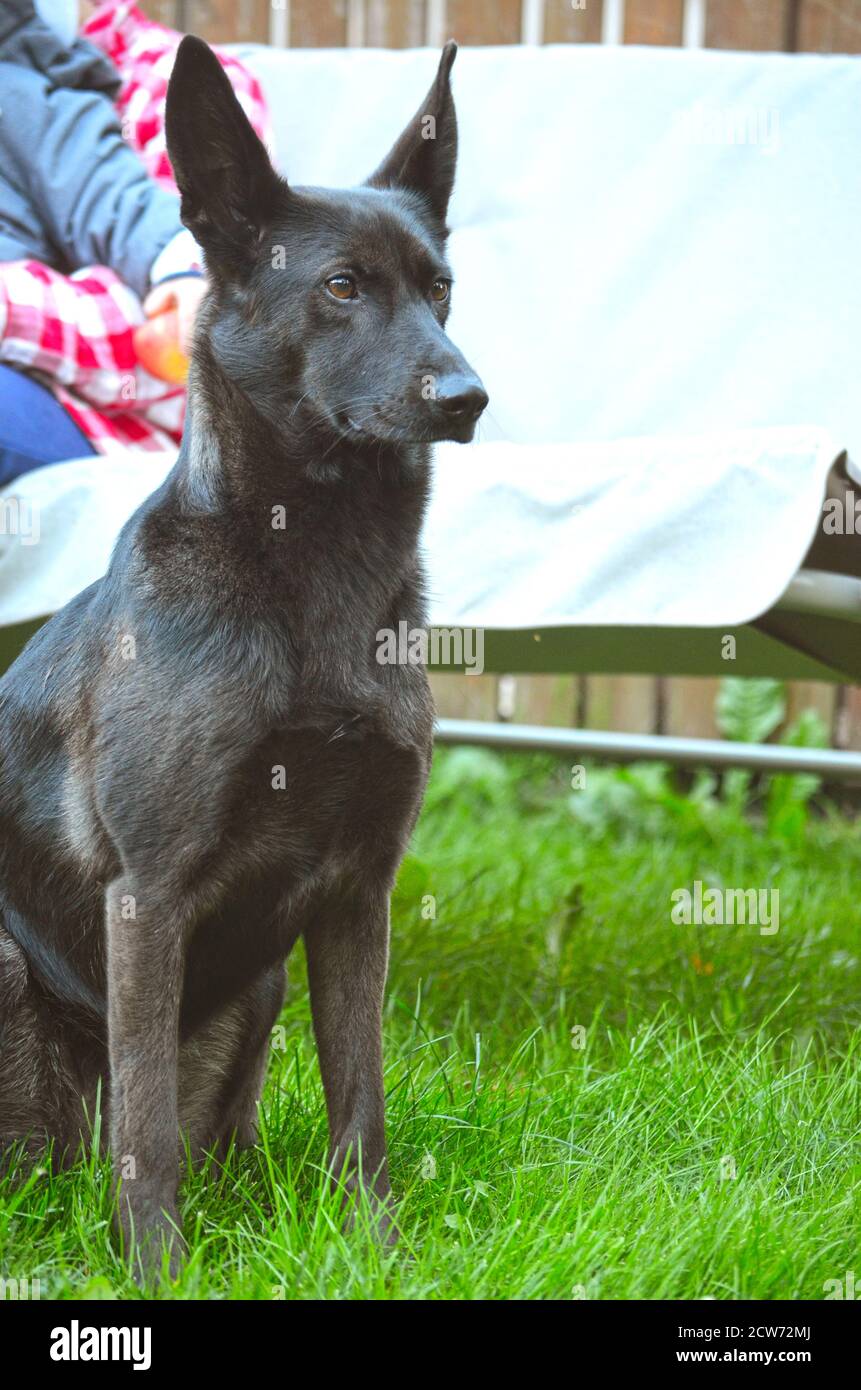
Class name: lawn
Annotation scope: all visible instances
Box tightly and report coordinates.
[2,735,860,1300]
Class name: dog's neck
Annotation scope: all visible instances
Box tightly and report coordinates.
[182,348,426,497]
[168,350,431,642]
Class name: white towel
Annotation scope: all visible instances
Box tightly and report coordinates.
[0,428,838,630]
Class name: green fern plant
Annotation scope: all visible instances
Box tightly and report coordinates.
[714,678,829,834]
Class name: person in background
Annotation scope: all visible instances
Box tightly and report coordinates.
[0,0,272,483]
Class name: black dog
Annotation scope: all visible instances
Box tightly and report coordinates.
[0,35,486,1272]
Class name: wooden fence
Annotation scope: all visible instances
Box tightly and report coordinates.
[146,0,861,747]
[148,2,861,53]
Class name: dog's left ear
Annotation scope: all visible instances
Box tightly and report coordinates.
[166,35,282,272]
[366,41,458,225]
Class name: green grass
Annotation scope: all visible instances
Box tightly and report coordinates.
[1,748,859,1299]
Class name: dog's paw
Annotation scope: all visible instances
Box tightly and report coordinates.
[374,1199,402,1248]
[339,1175,401,1247]
[134,1221,186,1286]
[116,1200,186,1286]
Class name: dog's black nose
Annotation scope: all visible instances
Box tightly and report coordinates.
[434,375,489,421]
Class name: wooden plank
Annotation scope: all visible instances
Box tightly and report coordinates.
[365,0,427,46]
[447,0,523,44]
[235,0,270,42]
[667,680,836,743]
[429,673,499,720]
[147,1,180,27]
[182,2,226,41]
[666,677,721,738]
[705,0,790,51]
[505,675,579,726]
[544,0,604,43]
[585,675,656,732]
[290,0,350,47]
[784,680,836,736]
[184,1,270,43]
[798,0,861,53]
[624,0,684,45]
[835,687,861,749]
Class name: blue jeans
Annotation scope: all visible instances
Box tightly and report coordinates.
[0,364,95,486]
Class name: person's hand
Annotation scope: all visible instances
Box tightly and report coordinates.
[143,276,207,356]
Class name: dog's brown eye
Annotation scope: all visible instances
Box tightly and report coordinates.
[326,275,357,301]
[431,279,450,303]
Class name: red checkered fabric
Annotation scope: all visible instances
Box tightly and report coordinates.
[82,1,274,192]
[0,2,272,457]
[0,259,186,454]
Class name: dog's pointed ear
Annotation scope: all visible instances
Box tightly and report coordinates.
[166,35,282,272]
[366,41,458,225]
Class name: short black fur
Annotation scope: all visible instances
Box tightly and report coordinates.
[0,35,487,1271]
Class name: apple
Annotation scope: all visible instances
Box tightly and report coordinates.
[133,306,189,384]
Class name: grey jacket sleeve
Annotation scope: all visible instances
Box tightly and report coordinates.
[0,66,184,298]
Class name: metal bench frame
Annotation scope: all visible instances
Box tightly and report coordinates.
[435,567,861,781]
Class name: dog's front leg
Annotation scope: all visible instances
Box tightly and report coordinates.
[305,890,397,1241]
[106,878,185,1277]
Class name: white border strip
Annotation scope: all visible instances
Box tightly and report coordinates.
[347,0,366,47]
[682,0,707,49]
[269,0,289,48]
[601,0,625,47]
[426,0,447,48]
[521,0,545,45]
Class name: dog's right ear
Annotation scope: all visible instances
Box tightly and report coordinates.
[166,35,282,273]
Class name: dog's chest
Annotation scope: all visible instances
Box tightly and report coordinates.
[179,708,431,1033]
[247,708,429,869]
